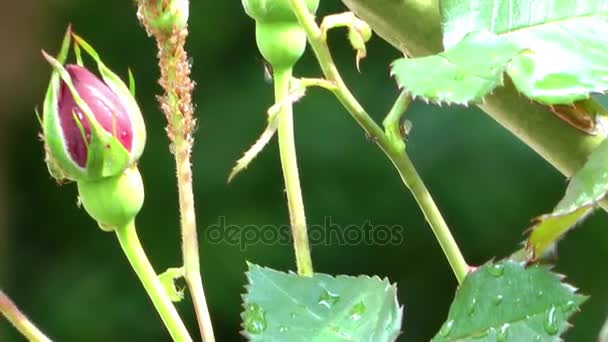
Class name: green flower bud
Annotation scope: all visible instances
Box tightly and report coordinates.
[41,28,146,182]
[77,166,145,232]
[138,0,189,34]
[241,0,319,70]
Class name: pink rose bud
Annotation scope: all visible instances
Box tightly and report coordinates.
[41,30,146,182]
[58,65,133,167]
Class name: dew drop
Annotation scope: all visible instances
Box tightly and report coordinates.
[290,312,296,319]
[349,302,366,321]
[493,294,504,305]
[244,303,267,334]
[468,298,477,316]
[543,305,559,335]
[538,290,544,297]
[318,290,340,309]
[497,323,509,342]
[561,300,577,313]
[279,326,289,333]
[487,263,505,277]
[439,320,454,337]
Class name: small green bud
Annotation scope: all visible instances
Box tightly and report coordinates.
[242,0,319,70]
[77,166,145,232]
[138,0,189,34]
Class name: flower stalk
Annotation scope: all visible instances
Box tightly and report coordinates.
[115,221,192,341]
[0,289,52,342]
[287,0,470,283]
[136,1,215,340]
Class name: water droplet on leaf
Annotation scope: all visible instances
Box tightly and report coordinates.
[439,320,454,337]
[543,305,559,335]
[487,263,505,277]
[244,303,267,334]
[493,294,504,305]
[497,323,509,342]
[468,298,477,316]
[349,302,366,321]
[562,300,577,313]
[318,290,340,309]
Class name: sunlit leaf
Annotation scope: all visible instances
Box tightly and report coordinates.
[391,31,522,105]
[441,0,608,105]
[241,263,403,341]
[528,137,608,258]
[433,260,587,341]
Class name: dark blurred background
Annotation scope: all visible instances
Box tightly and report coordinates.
[1,1,607,341]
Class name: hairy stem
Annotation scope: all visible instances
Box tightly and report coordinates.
[137,2,215,340]
[275,67,314,276]
[0,289,51,342]
[288,0,469,283]
[115,222,191,342]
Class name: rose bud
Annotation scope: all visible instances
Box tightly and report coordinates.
[41,29,146,182]
[40,28,146,231]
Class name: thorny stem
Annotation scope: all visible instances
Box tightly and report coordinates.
[288,0,469,283]
[0,289,52,342]
[115,222,192,342]
[275,67,314,276]
[136,2,215,340]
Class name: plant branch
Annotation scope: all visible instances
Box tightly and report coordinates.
[136,1,215,340]
[341,0,607,181]
[0,289,52,342]
[275,67,314,277]
[288,0,469,283]
[115,222,191,342]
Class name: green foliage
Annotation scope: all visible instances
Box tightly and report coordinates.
[528,137,608,258]
[392,0,608,105]
[391,31,521,105]
[241,263,402,341]
[433,260,587,341]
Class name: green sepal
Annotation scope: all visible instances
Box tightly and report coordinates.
[77,166,145,232]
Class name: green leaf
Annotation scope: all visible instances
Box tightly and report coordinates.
[391,31,522,105]
[241,263,403,341]
[440,0,608,104]
[433,260,587,341]
[528,137,608,258]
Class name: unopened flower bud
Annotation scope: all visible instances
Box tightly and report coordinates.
[41,29,146,182]
[138,0,190,35]
[58,64,133,167]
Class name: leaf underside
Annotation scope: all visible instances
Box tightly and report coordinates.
[433,260,587,341]
[391,31,522,105]
[241,263,403,341]
[527,137,608,258]
[392,0,608,105]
